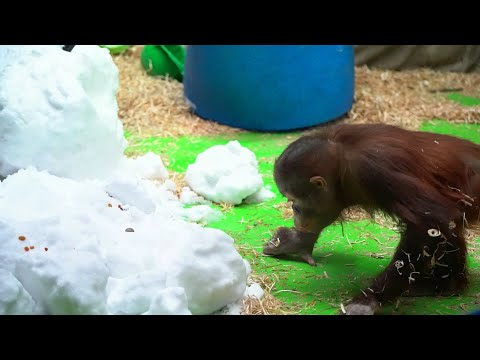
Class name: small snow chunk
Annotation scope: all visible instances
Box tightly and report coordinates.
[244,186,276,204]
[245,282,265,300]
[180,186,210,205]
[178,205,223,224]
[123,152,169,181]
[185,141,265,205]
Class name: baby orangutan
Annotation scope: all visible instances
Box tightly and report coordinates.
[264,123,480,315]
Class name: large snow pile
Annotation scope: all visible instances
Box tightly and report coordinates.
[0,45,264,315]
[0,45,126,180]
[0,168,249,315]
[185,141,275,205]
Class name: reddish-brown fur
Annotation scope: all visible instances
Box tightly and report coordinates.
[268,123,480,314]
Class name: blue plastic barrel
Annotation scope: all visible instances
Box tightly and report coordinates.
[183,45,354,132]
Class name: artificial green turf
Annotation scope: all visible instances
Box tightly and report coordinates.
[421,119,480,143]
[124,92,480,315]
[446,93,480,107]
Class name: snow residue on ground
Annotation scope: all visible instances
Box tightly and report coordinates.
[185,141,275,205]
[0,45,264,315]
[179,186,211,205]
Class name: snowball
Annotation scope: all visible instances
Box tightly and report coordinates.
[165,226,247,314]
[185,141,267,205]
[0,45,127,180]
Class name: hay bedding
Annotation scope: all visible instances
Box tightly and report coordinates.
[113,46,480,137]
[113,46,242,137]
[347,66,480,130]
[113,46,480,314]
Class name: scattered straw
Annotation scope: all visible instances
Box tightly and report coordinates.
[340,206,398,230]
[275,201,293,220]
[340,206,370,222]
[219,203,235,213]
[242,273,303,315]
[113,47,480,138]
[276,202,399,230]
[343,67,480,131]
[113,46,244,137]
[465,227,480,247]
[169,172,187,198]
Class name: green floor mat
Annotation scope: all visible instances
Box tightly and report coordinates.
[124,92,480,315]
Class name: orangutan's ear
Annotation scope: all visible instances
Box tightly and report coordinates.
[309,176,327,189]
